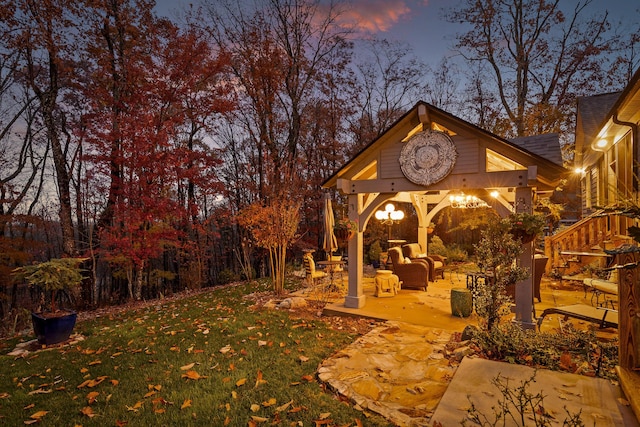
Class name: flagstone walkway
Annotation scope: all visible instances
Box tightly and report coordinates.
[317,321,470,426]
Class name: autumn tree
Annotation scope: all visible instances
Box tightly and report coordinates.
[77,1,232,300]
[446,0,619,139]
[237,198,301,295]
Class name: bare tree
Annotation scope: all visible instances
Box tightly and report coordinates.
[446,0,619,139]
[202,0,353,200]
[349,38,427,149]
[5,0,83,256]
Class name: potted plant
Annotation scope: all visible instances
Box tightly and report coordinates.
[334,218,358,241]
[368,240,382,268]
[13,258,86,345]
[508,212,546,243]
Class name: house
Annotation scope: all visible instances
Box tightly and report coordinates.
[547,69,640,272]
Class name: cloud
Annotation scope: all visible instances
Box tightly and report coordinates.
[338,0,413,33]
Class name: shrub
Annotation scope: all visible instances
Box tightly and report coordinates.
[474,217,528,330]
[467,322,618,380]
[430,235,468,262]
[367,240,382,265]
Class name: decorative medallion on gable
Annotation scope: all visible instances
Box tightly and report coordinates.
[399,130,457,186]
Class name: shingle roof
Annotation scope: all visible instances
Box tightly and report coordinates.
[576,92,621,143]
[509,133,563,166]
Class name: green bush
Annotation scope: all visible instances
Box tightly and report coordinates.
[367,240,382,265]
[429,235,468,262]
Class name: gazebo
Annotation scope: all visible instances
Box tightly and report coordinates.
[322,101,567,328]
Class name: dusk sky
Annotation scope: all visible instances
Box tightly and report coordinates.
[155,0,638,68]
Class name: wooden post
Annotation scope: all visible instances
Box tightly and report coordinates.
[616,251,640,421]
[513,187,535,329]
[618,251,640,369]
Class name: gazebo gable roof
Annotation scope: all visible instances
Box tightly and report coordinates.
[323,101,567,195]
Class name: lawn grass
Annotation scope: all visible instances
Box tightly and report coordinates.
[0,280,393,426]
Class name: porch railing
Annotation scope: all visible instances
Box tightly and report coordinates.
[544,211,633,275]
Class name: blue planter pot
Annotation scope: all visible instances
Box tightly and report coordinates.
[31,311,77,345]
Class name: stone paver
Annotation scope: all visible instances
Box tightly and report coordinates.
[317,321,463,427]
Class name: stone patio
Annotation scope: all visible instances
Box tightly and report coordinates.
[310,267,637,426]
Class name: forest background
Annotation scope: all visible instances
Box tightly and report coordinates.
[0,0,638,328]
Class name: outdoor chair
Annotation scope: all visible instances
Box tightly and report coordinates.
[402,243,446,280]
[387,247,429,291]
[582,267,618,308]
[303,253,328,286]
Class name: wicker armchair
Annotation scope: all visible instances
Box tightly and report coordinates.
[402,243,446,280]
[387,247,429,291]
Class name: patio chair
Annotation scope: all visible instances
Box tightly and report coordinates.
[582,267,618,308]
[537,304,618,330]
[303,253,328,286]
[388,247,429,291]
[402,243,446,280]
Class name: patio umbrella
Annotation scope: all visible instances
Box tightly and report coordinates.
[322,194,338,257]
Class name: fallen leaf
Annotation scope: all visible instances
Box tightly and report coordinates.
[254,370,267,388]
[81,406,97,417]
[29,411,48,419]
[87,391,100,404]
[181,399,192,409]
[262,398,276,407]
[275,400,293,412]
[299,356,309,363]
[88,360,102,366]
[250,403,260,412]
[180,363,195,371]
[182,370,204,380]
[144,390,157,398]
[236,378,246,387]
[250,415,268,423]
[28,388,51,395]
[219,345,232,354]
[126,401,144,411]
[319,412,331,420]
[258,340,267,347]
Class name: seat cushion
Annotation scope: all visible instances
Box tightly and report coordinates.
[433,261,443,269]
